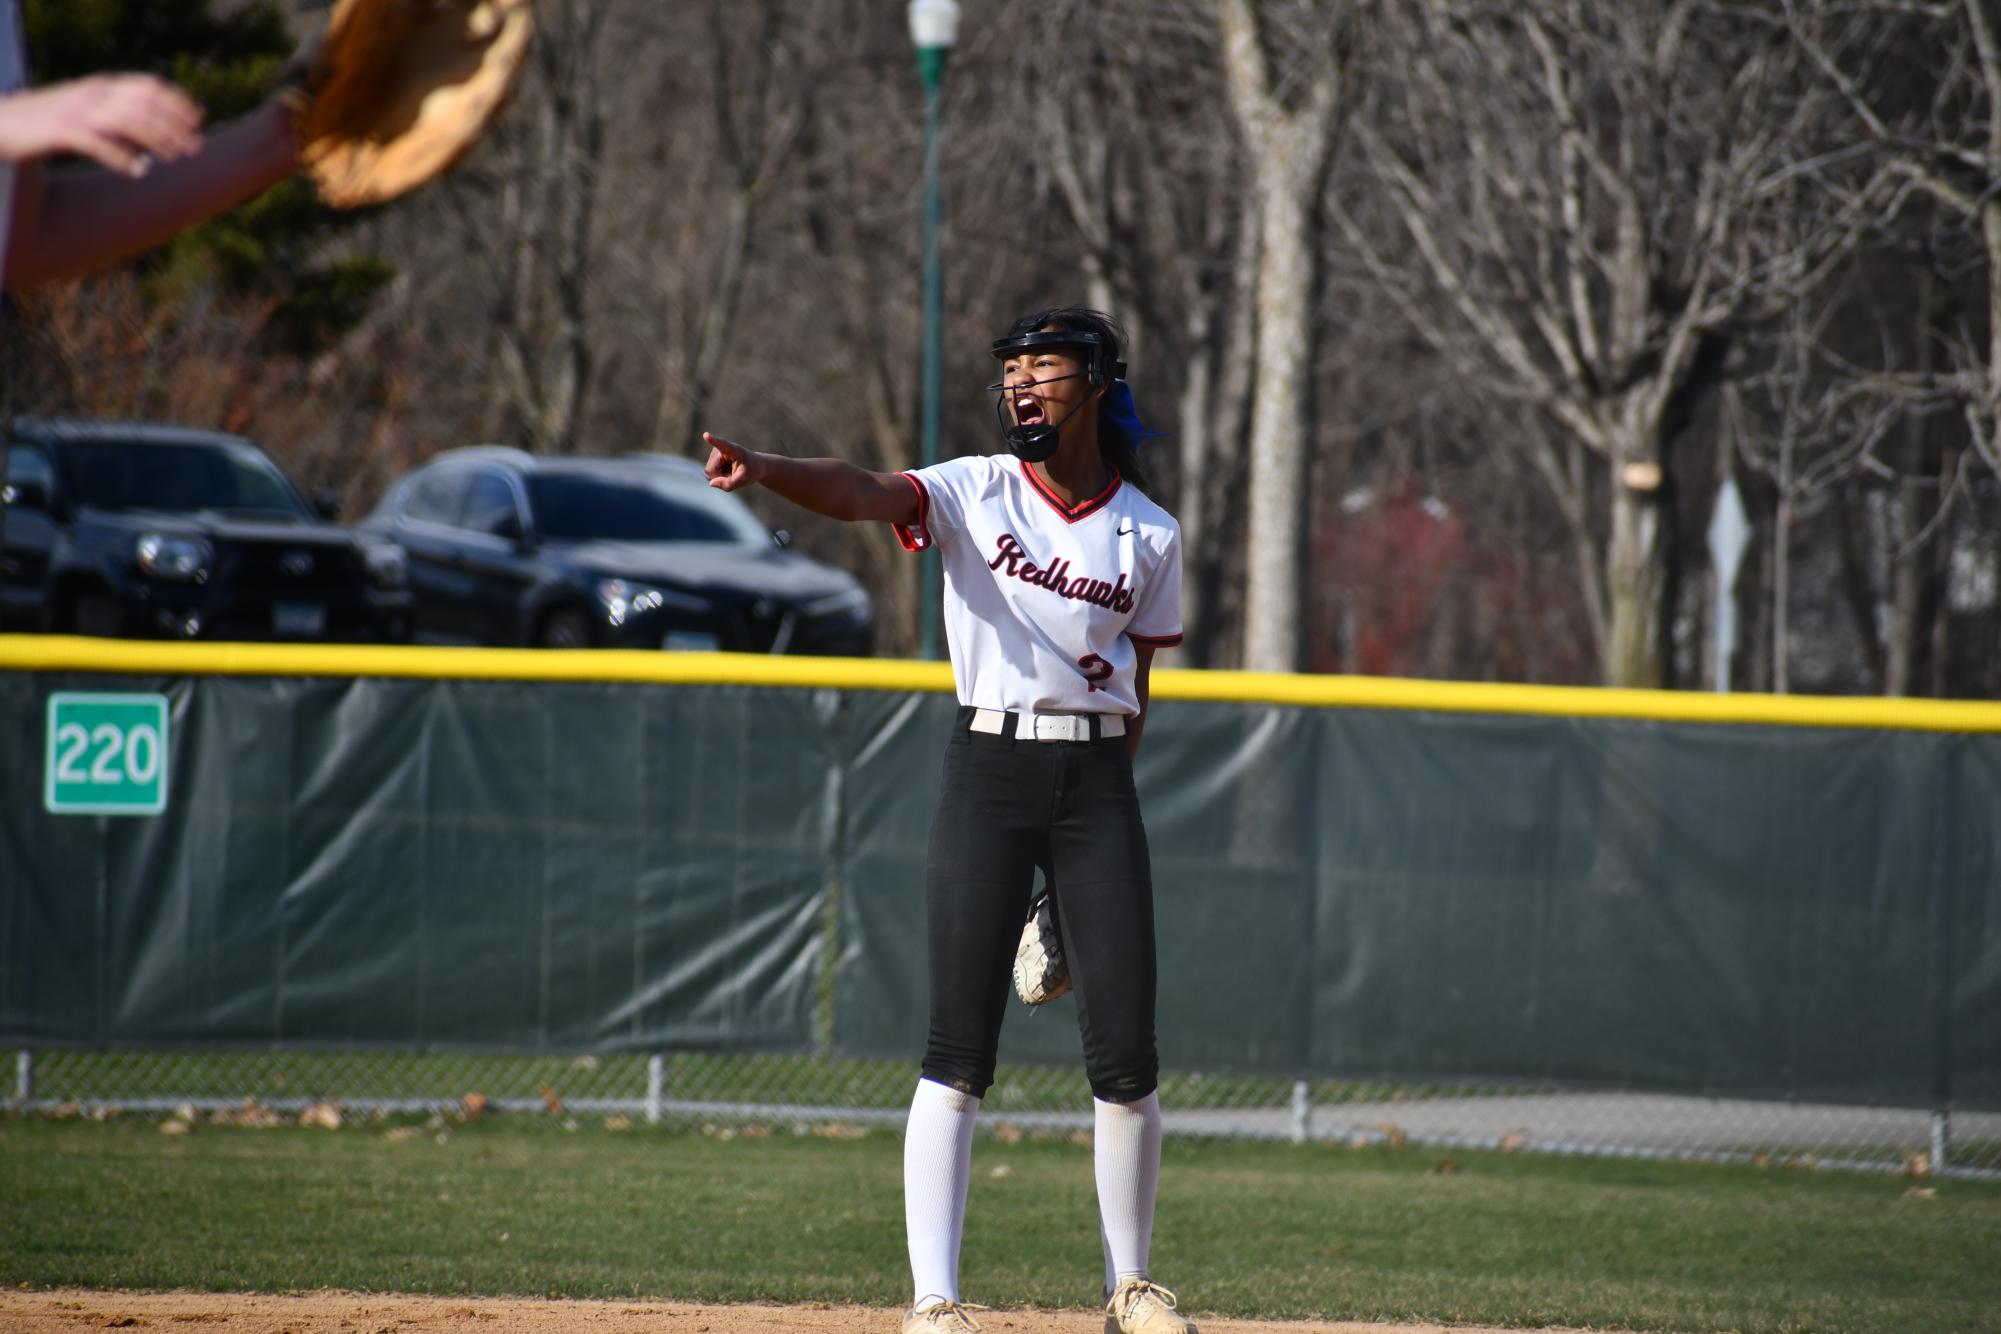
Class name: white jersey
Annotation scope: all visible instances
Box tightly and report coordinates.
[893,453,1183,716]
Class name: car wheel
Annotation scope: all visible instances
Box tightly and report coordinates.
[536,606,592,649]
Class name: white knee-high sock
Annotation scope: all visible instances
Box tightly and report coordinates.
[905,1077,980,1308]
[1094,1091,1162,1286]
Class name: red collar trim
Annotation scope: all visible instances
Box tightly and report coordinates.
[1018,457,1122,524]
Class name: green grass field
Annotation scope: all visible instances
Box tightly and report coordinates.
[3,1115,1997,1334]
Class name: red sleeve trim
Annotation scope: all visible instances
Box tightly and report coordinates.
[891,472,932,552]
[1127,631,1185,647]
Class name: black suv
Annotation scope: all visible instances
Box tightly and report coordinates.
[357,447,875,653]
[1,417,413,641]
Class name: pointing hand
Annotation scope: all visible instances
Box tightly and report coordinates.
[703,432,765,492]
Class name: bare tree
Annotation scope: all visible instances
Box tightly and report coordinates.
[1218,0,1346,673]
[1780,0,2001,693]
[1788,0,2001,472]
[646,0,811,457]
[1344,1,1851,686]
[473,2,610,454]
[1729,292,1913,692]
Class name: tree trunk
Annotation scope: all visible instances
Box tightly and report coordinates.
[1217,0,1340,674]
[1189,198,1261,669]
[1605,465,1668,689]
[1174,294,1217,654]
[1240,179,1318,672]
[1772,429,1794,694]
[1831,482,1886,695]
[1886,271,1944,697]
[1984,0,2001,473]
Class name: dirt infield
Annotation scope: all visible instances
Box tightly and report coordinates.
[0,1291,1588,1334]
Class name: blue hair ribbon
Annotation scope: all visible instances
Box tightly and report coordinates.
[1102,380,1168,447]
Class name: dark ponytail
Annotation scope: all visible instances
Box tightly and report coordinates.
[1099,418,1150,492]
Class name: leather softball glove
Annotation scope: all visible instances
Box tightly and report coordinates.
[286,0,534,209]
[1013,890,1071,1006]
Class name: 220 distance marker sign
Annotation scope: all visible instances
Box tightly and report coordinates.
[44,692,170,816]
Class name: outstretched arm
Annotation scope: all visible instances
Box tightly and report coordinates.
[703,431,919,527]
[5,99,295,289]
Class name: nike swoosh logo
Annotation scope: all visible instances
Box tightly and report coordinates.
[1117,524,1135,536]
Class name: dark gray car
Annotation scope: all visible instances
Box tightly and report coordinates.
[357,447,875,653]
[1,417,412,641]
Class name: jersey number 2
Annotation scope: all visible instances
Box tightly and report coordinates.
[1078,653,1113,692]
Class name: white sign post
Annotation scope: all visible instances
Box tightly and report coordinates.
[1706,476,1750,693]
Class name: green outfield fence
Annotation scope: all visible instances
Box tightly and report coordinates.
[4,637,1999,1179]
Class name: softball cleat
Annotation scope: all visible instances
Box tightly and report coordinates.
[903,1300,986,1334]
[1104,1279,1195,1334]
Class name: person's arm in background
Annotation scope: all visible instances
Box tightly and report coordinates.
[4,96,293,289]
[0,73,204,174]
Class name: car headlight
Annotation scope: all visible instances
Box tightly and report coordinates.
[135,534,212,582]
[362,543,409,589]
[804,587,873,621]
[592,580,696,632]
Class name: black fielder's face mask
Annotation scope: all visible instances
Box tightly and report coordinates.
[987,329,1124,464]
[988,370,1091,463]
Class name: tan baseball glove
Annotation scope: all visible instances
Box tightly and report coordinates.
[1012,890,1071,1006]
[287,0,534,209]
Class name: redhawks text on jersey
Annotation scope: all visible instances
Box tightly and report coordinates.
[893,455,1183,716]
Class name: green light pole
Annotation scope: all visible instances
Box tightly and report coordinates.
[909,0,959,661]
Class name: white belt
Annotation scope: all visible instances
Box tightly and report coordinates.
[969,708,1127,742]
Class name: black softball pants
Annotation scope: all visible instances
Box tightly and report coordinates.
[919,706,1160,1104]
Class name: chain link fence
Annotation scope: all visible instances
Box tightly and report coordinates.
[14,1046,1997,1180]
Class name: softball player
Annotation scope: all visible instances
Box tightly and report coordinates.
[704,308,1191,1334]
